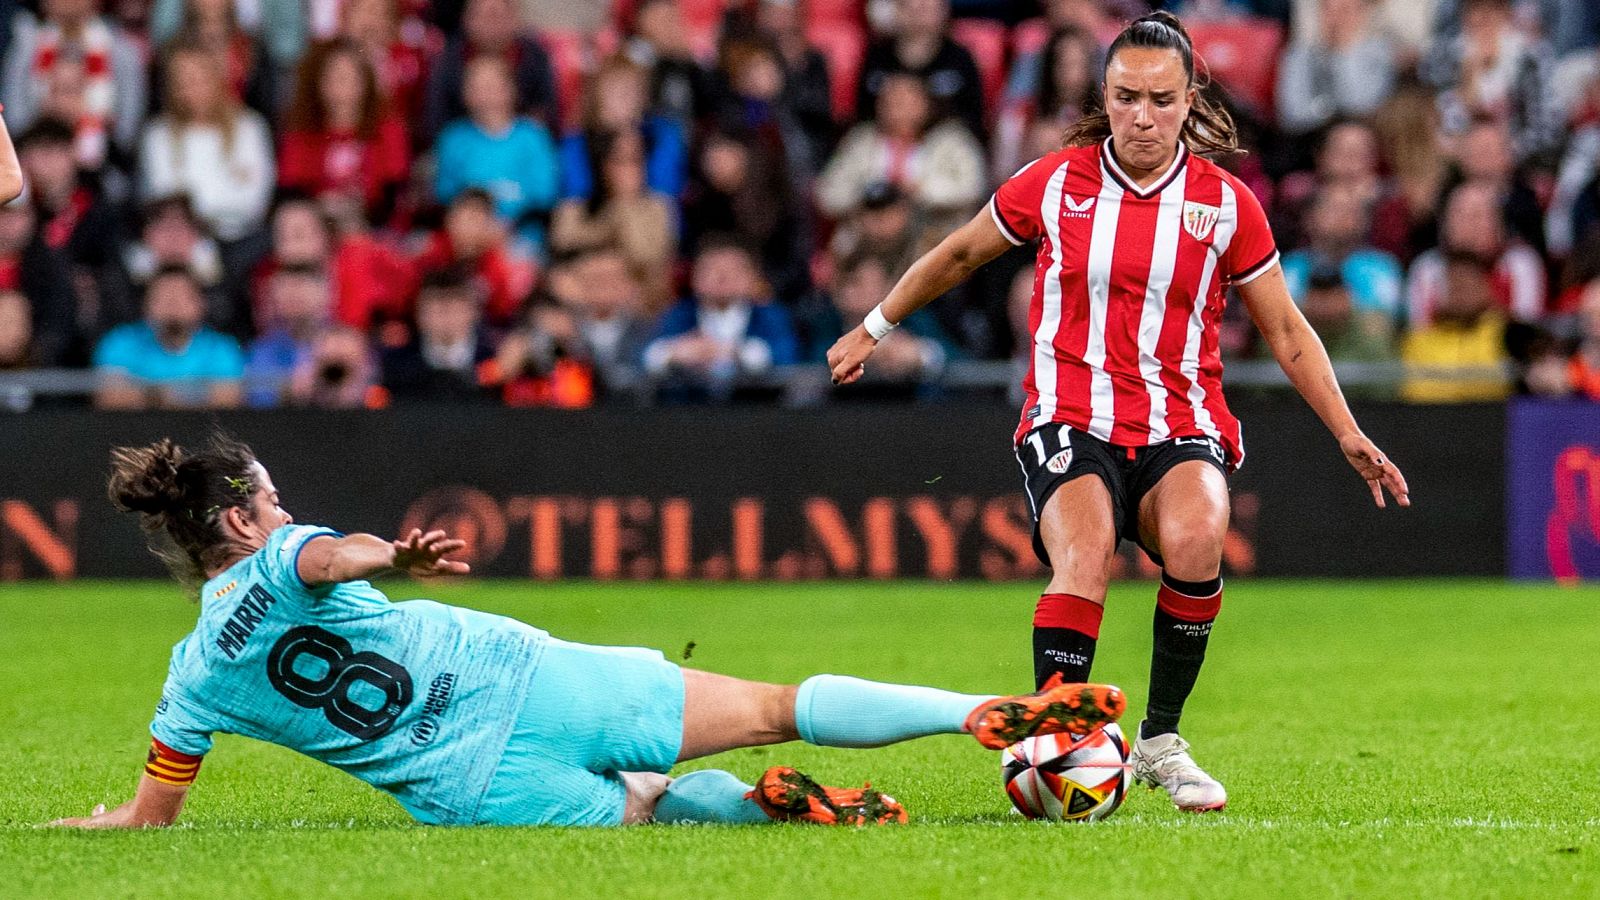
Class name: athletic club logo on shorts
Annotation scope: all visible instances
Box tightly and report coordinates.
[1182,201,1221,241]
[1045,448,1073,474]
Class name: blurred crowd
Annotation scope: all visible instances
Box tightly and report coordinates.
[0,0,1597,410]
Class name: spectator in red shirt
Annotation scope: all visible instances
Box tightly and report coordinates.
[280,38,411,229]
[258,192,415,333]
[413,188,535,328]
[338,0,430,122]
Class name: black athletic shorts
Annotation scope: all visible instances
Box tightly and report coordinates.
[1014,423,1229,567]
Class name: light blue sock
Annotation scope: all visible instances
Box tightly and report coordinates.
[654,770,771,825]
[794,675,996,748]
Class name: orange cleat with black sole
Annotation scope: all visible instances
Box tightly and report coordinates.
[964,673,1127,750]
[748,766,908,825]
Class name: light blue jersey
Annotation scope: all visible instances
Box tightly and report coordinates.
[151,524,549,824]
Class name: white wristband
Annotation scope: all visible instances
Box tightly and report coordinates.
[863,305,898,340]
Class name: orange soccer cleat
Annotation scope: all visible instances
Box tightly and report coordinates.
[964,673,1127,750]
[749,766,909,826]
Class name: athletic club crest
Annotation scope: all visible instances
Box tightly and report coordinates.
[1182,201,1220,241]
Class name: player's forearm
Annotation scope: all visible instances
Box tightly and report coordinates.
[879,246,968,323]
[1262,316,1361,441]
[319,534,400,583]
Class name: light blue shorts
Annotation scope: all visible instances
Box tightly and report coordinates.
[475,637,686,826]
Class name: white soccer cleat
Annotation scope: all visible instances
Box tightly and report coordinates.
[1130,726,1227,812]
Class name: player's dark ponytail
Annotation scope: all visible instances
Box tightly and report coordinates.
[108,434,260,595]
[1062,11,1240,157]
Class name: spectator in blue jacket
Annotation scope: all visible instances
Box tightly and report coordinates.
[93,265,244,409]
[644,235,798,400]
[244,263,333,407]
[559,56,687,205]
[435,55,561,251]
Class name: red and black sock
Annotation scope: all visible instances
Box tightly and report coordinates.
[1144,573,1223,738]
[1032,593,1104,689]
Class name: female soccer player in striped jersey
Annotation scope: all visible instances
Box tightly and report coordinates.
[828,12,1410,812]
[50,435,1124,829]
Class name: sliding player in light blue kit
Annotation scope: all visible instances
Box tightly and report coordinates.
[52,435,1125,829]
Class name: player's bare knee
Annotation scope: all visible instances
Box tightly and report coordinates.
[1157,521,1225,580]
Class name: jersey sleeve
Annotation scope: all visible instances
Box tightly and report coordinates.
[262,523,345,597]
[1221,178,1279,286]
[149,669,215,759]
[988,156,1056,245]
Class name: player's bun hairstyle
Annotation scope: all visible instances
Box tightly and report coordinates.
[108,433,260,595]
[1062,11,1240,157]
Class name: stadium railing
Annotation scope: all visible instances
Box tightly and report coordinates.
[0,362,1518,411]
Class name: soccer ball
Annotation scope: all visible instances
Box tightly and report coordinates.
[1002,723,1131,822]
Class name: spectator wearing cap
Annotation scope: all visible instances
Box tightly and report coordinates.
[93,264,245,409]
[423,0,557,141]
[1298,262,1397,364]
[435,53,561,249]
[0,0,148,171]
[550,129,677,312]
[828,180,926,284]
[858,0,986,140]
[380,266,498,404]
[279,38,411,230]
[1400,250,1511,402]
[817,73,985,230]
[1281,184,1405,326]
[644,236,799,402]
[1276,0,1398,136]
[17,116,129,339]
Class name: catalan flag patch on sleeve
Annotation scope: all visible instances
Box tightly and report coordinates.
[145,738,203,786]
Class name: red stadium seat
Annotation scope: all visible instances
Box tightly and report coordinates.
[950,18,1007,123]
[678,0,727,32]
[1011,17,1050,59]
[541,29,594,131]
[804,0,863,29]
[1185,17,1285,120]
[805,19,866,121]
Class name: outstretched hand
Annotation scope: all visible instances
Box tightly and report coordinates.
[1339,432,1410,509]
[49,802,120,829]
[826,325,881,385]
[393,529,471,577]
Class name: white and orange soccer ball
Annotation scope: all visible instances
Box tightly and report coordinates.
[1002,723,1131,822]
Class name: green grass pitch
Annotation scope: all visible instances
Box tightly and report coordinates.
[4,578,1598,898]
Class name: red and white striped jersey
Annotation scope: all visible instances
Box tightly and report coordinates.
[991,138,1278,468]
